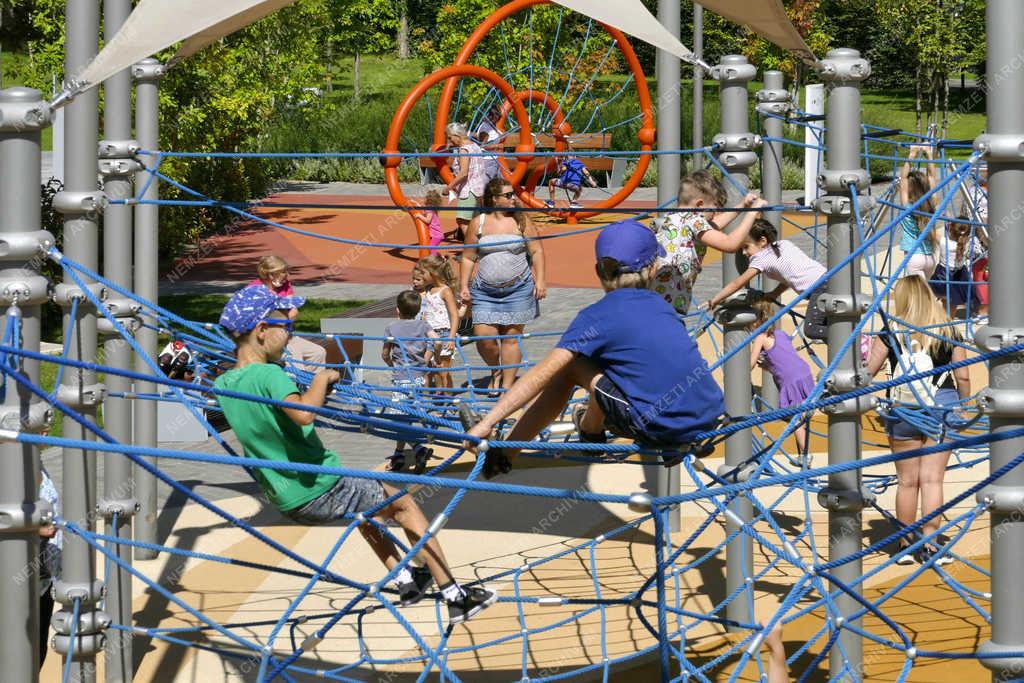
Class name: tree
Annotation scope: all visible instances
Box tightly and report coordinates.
[328,0,399,101]
[876,0,983,136]
[23,0,335,257]
[743,0,833,92]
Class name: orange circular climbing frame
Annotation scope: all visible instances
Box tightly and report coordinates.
[382,64,535,255]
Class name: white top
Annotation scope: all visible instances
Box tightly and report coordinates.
[476,119,502,182]
[747,239,827,294]
[935,233,986,269]
[419,289,451,331]
[451,142,488,199]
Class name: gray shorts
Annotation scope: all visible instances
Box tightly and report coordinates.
[285,476,387,525]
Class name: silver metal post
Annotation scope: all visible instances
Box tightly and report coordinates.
[815,48,872,681]
[692,3,704,151]
[100,0,138,677]
[0,86,55,683]
[975,2,1024,680]
[132,58,164,560]
[755,71,791,411]
[656,0,682,533]
[712,54,757,632]
[52,0,107,678]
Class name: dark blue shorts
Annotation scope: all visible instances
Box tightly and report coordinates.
[593,375,642,440]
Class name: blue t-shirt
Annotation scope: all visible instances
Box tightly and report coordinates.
[561,158,587,186]
[556,288,725,441]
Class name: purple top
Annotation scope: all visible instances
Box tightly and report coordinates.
[761,330,813,388]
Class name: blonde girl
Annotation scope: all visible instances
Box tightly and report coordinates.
[415,255,460,389]
[866,276,971,565]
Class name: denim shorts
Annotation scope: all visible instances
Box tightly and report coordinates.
[285,476,386,525]
[885,387,960,441]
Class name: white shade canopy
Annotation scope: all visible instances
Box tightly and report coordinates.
[551,0,696,63]
[72,0,297,91]
[63,0,815,103]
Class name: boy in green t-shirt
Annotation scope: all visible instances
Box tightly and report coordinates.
[214,285,496,624]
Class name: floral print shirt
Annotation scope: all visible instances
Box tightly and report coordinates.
[650,211,713,314]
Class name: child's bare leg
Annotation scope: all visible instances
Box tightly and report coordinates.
[794,423,808,458]
[500,356,603,459]
[571,186,582,202]
[376,483,456,585]
[548,180,557,202]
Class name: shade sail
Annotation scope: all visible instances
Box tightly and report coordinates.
[688,0,816,65]
[66,0,815,103]
[73,0,297,90]
[551,0,696,63]
[173,0,297,61]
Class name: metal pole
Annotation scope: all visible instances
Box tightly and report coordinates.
[755,71,791,411]
[0,86,55,683]
[712,54,757,633]
[656,0,682,533]
[692,3,703,151]
[132,58,164,560]
[99,0,138,677]
[815,48,872,681]
[975,2,1024,680]
[52,1,108,679]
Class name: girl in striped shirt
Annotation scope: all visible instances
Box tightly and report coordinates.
[706,220,829,341]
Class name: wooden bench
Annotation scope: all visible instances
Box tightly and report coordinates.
[418,131,626,188]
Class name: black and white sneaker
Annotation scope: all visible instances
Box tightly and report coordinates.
[892,543,915,566]
[396,566,435,606]
[386,454,405,472]
[413,446,433,475]
[447,586,498,625]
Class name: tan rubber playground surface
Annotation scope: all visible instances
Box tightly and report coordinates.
[101,194,1001,681]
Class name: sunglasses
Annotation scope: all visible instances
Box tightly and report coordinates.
[497,190,516,199]
[263,318,293,334]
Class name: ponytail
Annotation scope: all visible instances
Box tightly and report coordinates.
[749,218,781,256]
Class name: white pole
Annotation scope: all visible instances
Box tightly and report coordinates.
[803,83,825,205]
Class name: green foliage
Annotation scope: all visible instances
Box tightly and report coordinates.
[744,0,833,86]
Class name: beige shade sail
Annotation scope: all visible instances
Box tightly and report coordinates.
[685,0,816,65]
[173,0,297,62]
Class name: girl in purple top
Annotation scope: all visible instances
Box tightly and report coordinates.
[749,300,815,456]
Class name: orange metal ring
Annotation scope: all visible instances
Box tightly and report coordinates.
[435,0,656,221]
[383,64,535,254]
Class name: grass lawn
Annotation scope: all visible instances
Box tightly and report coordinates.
[324,55,428,103]
[158,294,371,333]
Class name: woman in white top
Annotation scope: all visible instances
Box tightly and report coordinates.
[446,122,489,241]
[707,219,829,341]
[459,177,547,391]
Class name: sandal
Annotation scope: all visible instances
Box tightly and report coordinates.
[459,405,513,480]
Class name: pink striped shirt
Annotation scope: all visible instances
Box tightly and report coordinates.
[747,240,826,294]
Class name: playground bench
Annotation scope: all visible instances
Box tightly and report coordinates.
[417,131,626,188]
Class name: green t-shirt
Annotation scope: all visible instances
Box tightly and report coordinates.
[213,363,340,511]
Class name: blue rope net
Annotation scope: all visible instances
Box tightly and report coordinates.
[25,110,1013,681]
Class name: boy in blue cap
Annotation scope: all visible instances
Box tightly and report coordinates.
[214,285,496,624]
[463,219,726,478]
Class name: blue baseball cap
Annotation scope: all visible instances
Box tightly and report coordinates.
[595,219,665,273]
[219,285,305,335]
